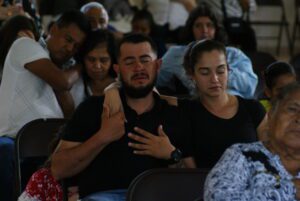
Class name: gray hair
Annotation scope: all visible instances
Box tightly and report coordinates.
[80,2,109,22]
[271,81,300,112]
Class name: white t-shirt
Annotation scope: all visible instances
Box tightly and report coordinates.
[70,76,86,107]
[145,0,189,29]
[201,0,256,19]
[0,37,64,138]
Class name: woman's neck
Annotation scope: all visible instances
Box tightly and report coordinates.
[265,141,300,176]
[200,93,238,119]
[89,77,114,96]
[200,92,229,108]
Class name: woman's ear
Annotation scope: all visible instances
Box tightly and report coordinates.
[113,64,120,74]
[265,87,272,99]
[49,23,58,36]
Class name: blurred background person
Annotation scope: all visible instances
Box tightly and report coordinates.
[130,9,166,58]
[260,61,297,111]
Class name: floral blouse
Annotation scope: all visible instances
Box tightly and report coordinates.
[18,168,63,201]
[204,142,300,201]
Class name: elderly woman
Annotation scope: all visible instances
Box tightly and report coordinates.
[204,82,300,201]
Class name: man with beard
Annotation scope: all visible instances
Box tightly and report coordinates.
[51,34,192,201]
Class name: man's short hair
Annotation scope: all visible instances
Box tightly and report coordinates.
[56,9,91,35]
[116,33,157,58]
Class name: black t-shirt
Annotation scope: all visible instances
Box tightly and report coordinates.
[179,96,265,169]
[61,90,191,197]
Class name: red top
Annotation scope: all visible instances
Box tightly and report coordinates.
[18,168,63,201]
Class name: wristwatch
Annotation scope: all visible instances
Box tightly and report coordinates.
[170,148,182,163]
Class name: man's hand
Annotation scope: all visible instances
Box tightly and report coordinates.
[97,104,125,144]
[128,125,175,159]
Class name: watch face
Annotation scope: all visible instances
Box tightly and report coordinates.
[171,149,182,162]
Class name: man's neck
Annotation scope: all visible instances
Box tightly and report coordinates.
[126,92,155,115]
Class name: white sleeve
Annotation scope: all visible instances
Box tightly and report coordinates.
[7,37,50,72]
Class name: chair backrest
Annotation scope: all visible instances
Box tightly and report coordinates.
[126,168,209,201]
[15,118,67,196]
[255,0,283,6]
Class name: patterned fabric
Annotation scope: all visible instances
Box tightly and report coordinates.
[204,142,300,201]
[18,168,63,201]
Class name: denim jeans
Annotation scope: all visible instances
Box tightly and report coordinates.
[0,136,15,201]
[82,189,127,201]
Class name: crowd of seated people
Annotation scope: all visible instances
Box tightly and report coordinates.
[0,0,299,201]
[156,3,258,99]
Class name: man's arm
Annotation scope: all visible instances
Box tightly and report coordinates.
[25,59,81,91]
[51,135,110,180]
[51,105,125,180]
[53,90,75,118]
[25,59,81,116]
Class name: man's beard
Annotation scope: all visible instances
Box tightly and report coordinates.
[120,73,156,99]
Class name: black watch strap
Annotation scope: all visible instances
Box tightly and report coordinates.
[170,148,182,163]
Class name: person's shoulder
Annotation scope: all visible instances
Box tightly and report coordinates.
[164,45,187,57]
[239,96,264,109]
[75,96,104,114]
[227,142,263,154]
[81,95,104,106]
[13,37,38,47]
[10,37,45,56]
[225,46,243,55]
[156,95,181,116]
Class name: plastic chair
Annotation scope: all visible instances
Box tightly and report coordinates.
[14,118,67,197]
[249,0,292,55]
[126,168,209,201]
[292,0,300,55]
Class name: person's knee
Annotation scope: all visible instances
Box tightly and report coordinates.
[0,137,14,160]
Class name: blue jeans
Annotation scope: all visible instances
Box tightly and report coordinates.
[0,137,15,201]
[82,189,127,201]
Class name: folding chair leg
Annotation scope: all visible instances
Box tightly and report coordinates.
[276,21,283,55]
[285,22,293,56]
[292,21,297,55]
